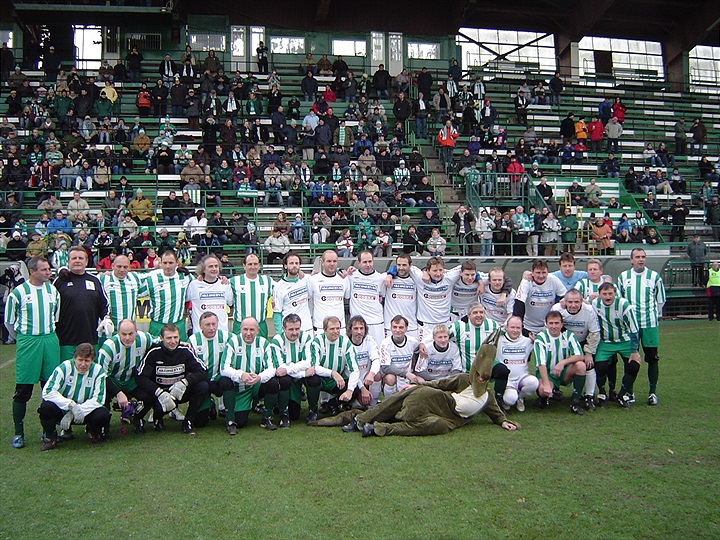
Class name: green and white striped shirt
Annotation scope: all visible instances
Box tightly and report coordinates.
[97,331,155,383]
[590,296,639,344]
[188,329,232,381]
[99,272,146,327]
[42,359,106,413]
[309,334,358,376]
[574,278,603,300]
[4,281,60,335]
[269,331,313,372]
[229,274,274,324]
[533,329,583,370]
[617,268,666,328]
[144,270,192,323]
[448,318,499,372]
[221,334,275,383]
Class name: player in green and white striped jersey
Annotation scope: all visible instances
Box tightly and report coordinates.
[228,254,274,337]
[187,312,235,431]
[97,319,155,411]
[534,311,587,415]
[574,258,613,301]
[144,250,193,339]
[99,254,146,329]
[590,282,642,408]
[270,313,314,425]
[4,256,61,449]
[221,318,279,431]
[617,248,665,405]
[305,316,360,424]
[447,302,499,372]
[39,343,111,450]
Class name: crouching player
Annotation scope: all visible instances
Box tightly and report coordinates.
[39,343,111,450]
[378,315,420,398]
[188,312,235,430]
[96,319,156,434]
[590,282,641,408]
[347,315,382,409]
[410,324,463,383]
[534,311,587,415]
[135,323,209,435]
[491,316,536,412]
[221,317,281,431]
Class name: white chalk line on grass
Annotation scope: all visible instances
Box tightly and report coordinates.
[0,358,16,370]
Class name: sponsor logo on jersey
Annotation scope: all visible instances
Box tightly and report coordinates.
[200,303,227,311]
[199,291,227,300]
[391,293,414,300]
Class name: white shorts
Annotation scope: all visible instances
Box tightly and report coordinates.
[507,373,535,390]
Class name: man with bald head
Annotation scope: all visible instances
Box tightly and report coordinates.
[99,254,146,329]
[97,319,156,433]
[221,317,281,431]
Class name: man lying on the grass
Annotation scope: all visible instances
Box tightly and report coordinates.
[311,329,518,436]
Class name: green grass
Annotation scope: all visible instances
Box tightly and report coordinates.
[1,320,718,539]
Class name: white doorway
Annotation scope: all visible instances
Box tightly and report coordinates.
[73,25,102,71]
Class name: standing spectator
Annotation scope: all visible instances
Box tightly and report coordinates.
[611,98,626,124]
[372,64,391,99]
[417,66,433,99]
[587,116,604,155]
[426,228,447,257]
[548,72,563,107]
[689,118,707,156]
[559,112,575,143]
[673,117,687,156]
[514,91,528,126]
[706,197,720,242]
[604,117,623,153]
[43,45,61,83]
[559,207,578,253]
[256,41,269,74]
[437,119,459,168]
[125,46,143,83]
[686,234,708,287]
[668,197,689,243]
[413,91,430,139]
[451,205,476,255]
[1,42,14,84]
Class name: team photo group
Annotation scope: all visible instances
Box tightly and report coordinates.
[4,244,666,450]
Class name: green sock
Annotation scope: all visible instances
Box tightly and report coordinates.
[306,385,320,413]
[222,390,236,420]
[277,390,289,416]
[263,392,278,418]
[572,376,586,399]
[494,379,507,398]
[12,401,26,437]
[648,363,659,394]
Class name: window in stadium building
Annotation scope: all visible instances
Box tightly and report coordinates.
[689,45,720,92]
[0,30,13,48]
[332,40,367,57]
[189,33,227,52]
[231,26,246,57]
[73,25,103,71]
[457,28,556,76]
[578,37,664,80]
[407,42,440,60]
[269,37,305,54]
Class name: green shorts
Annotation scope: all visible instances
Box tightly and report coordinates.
[15,332,61,385]
[149,319,187,341]
[232,319,268,338]
[639,326,659,348]
[110,377,138,394]
[538,366,570,388]
[317,376,345,394]
[59,344,78,363]
[595,341,632,363]
[231,383,261,413]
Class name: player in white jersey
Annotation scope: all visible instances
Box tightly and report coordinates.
[304,315,360,424]
[480,268,515,325]
[5,256,61,449]
[346,315,381,409]
[308,250,350,333]
[379,315,420,397]
[617,248,666,406]
[448,261,483,321]
[412,324,463,382]
[345,251,387,346]
[534,310,587,415]
[591,282,642,409]
[446,302,499,372]
[186,255,232,333]
[552,288,600,410]
[99,254,146,329]
[97,319,155,431]
[187,312,235,431]
[573,258,614,301]
[392,257,461,341]
[144,250,193,339]
[272,253,313,333]
[270,313,314,425]
[383,254,418,338]
[514,259,567,335]
[490,316,536,412]
[39,343,111,450]
[228,253,275,337]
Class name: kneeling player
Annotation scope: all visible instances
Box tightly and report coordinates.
[411,324,463,382]
[135,323,209,434]
[347,315,382,409]
[534,311,587,415]
[379,315,420,397]
[491,316,537,412]
[39,343,111,450]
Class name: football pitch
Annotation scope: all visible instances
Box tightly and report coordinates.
[0,320,718,539]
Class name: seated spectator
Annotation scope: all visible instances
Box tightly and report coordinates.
[669,168,687,194]
[426,228,447,256]
[643,143,661,167]
[624,166,640,193]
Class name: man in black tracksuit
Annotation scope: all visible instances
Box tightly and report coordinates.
[135,323,209,435]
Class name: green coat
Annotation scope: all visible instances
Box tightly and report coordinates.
[559,215,578,243]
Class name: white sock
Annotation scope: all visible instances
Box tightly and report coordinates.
[584,369,597,397]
